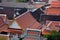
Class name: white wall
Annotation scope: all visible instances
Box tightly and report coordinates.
[9,21,21,29]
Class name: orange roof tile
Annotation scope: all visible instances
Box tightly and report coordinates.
[4,28,22,34]
[16,12,39,30]
[46,7,60,15]
[0,24,9,32]
[45,1,60,15]
[51,1,60,7]
[29,21,40,29]
[42,30,51,35]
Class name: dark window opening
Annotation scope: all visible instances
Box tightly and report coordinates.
[0,31,8,35]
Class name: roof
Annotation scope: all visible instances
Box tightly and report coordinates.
[0,1,60,35]
[16,11,60,34]
[16,12,40,30]
[0,15,14,32]
[4,28,22,34]
[51,1,60,7]
[42,30,51,35]
[45,1,60,15]
[46,7,60,15]
[9,20,21,29]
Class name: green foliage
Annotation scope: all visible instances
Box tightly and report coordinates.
[44,30,60,40]
[16,0,28,2]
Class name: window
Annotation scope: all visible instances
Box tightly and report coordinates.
[0,31,8,35]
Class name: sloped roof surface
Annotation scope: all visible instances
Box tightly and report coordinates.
[51,1,60,7]
[16,12,40,30]
[46,7,60,15]
[0,0,60,36]
[45,1,60,15]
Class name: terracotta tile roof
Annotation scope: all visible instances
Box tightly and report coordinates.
[1,1,60,35]
[15,2,60,34]
[45,1,60,15]
[4,28,22,34]
[50,22,60,32]
[16,11,60,35]
[0,16,13,32]
[0,24,9,32]
[0,16,8,32]
[0,17,4,27]
[29,21,40,29]
[46,7,60,15]
[42,30,51,35]
[43,1,60,33]
[0,1,60,37]
[41,21,60,34]
[16,12,40,30]
[51,1,60,7]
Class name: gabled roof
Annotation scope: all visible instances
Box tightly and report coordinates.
[9,20,21,29]
[16,12,37,30]
[45,1,60,15]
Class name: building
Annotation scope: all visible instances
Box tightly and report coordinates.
[0,0,60,40]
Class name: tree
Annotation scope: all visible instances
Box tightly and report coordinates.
[44,30,60,40]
